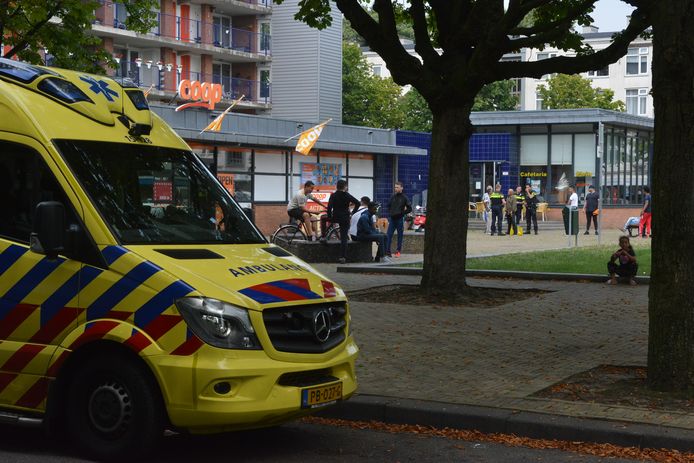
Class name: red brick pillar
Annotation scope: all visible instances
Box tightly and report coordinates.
[102,37,115,75]
[95,2,113,27]
[201,55,213,82]
[160,0,177,40]
[201,5,214,46]
[161,47,177,92]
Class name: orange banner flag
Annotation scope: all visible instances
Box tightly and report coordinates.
[201,95,245,133]
[295,119,331,155]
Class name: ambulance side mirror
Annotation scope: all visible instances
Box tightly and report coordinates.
[30,201,65,259]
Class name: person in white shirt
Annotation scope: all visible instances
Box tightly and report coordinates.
[567,186,578,208]
[349,196,371,240]
[482,185,492,235]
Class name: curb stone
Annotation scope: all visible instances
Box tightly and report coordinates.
[317,395,694,452]
[336,266,651,284]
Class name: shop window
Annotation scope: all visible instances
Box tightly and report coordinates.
[255,150,285,173]
[254,175,286,201]
[520,135,547,165]
[347,154,374,177]
[519,166,548,200]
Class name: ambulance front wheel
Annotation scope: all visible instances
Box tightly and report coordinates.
[66,351,165,461]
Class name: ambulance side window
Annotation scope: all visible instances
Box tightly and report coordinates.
[0,141,79,244]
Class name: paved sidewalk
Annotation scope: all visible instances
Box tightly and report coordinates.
[309,252,694,450]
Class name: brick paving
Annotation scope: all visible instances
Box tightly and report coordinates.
[309,230,694,430]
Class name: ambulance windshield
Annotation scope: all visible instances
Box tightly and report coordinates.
[55,140,265,245]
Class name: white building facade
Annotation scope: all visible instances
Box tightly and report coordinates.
[362,27,653,118]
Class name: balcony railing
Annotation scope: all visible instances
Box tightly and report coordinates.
[114,62,271,105]
[101,3,271,56]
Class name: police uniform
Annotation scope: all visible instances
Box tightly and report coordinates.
[489,191,505,235]
[514,192,524,228]
[525,191,539,234]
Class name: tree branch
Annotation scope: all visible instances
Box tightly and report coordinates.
[335,0,426,89]
[509,0,597,37]
[492,5,651,80]
[410,0,439,69]
[4,3,61,59]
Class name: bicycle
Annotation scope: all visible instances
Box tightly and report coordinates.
[270,214,341,246]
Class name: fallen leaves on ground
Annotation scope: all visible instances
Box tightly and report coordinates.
[303,416,694,462]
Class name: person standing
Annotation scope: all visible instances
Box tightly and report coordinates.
[505,188,518,236]
[514,186,524,231]
[326,179,360,264]
[489,184,505,236]
[583,185,599,235]
[385,181,412,258]
[356,201,389,262]
[483,185,492,235]
[567,186,578,209]
[348,196,371,240]
[639,186,652,238]
[524,184,539,235]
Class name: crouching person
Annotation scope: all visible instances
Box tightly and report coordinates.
[607,236,638,286]
[356,202,388,262]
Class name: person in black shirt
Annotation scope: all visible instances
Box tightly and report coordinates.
[607,236,638,285]
[514,186,524,230]
[385,181,412,257]
[489,184,505,236]
[326,179,360,263]
[524,184,539,235]
[583,185,599,235]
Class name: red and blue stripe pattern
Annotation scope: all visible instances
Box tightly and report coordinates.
[240,278,322,304]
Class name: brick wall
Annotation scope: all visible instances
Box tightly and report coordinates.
[254,204,289,237]
[543,207,642,230]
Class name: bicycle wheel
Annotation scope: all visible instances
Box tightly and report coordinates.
[326,225,342,242]
[271,224,306,246]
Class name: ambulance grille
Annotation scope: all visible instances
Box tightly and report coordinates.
[262,303,346,353]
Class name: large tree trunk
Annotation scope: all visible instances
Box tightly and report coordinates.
[421,104,473,295]
[647,1,694,391]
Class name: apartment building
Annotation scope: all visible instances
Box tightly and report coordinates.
[92,0,273,114]
[523,26,653,118]
[362,27,653,118]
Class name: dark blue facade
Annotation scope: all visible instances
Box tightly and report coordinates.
[381,130,519,214]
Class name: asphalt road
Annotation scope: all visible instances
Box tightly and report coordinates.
[0,422,641,463]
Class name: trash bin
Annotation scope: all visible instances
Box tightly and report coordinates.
[562,206,579,235]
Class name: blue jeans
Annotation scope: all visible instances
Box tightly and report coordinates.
[356,233,386,258]
[386,216,404,255]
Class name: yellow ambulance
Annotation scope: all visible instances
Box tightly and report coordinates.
[0,58,358,459]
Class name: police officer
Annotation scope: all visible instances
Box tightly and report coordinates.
[514,186,524,230]
[489,184,505,236]
[525,184,539,235]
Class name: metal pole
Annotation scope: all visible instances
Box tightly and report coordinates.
[568,205,572,247]
[597,122,604,245]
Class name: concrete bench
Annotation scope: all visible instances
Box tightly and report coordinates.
[275,239,374,263]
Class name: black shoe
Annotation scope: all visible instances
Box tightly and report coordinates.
[535,231,538,235]
[584,231,590,235]
[595,231,599,235]
[374,256,381,263]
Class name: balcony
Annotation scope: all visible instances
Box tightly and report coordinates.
[114,60,271,107]
[94,2,271,62]
[188,0,272,15]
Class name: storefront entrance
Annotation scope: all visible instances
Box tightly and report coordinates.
[469,162,496,202]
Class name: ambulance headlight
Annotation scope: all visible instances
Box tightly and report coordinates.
[175,298,261,350]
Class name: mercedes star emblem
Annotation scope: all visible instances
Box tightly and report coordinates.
[313,309,332,343]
